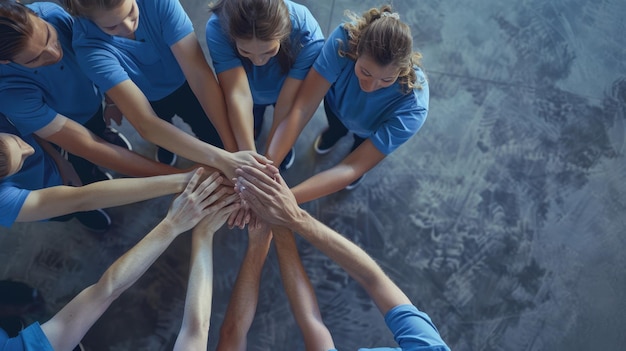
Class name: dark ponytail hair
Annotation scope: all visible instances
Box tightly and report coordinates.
[210,0,294,73]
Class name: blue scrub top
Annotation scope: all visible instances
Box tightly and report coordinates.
[72,0,194,101]
[206,0,324,105]
[0,2,102,136]
[0,322,54,351]
[313,25,429,155]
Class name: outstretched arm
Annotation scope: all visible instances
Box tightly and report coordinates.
[291,139,385,204]
[235,166,410,314]
[216,218,272,351]
[106,80,269,181]
[172,33,238,152]
[16,170,195,223]
[265,68,331,165]
[173,192,239,351]
[37,115,182,177]
[40,169,235,351]
[273,225,335,350]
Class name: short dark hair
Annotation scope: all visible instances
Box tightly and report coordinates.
[0,0,36,61]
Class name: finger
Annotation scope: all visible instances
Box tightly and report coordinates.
[193,172,220,196]
[198,179,227,206]
[183,168,204,195]
[235,167,277,195]
[252,152,273,165]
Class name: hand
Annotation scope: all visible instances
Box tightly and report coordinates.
[227,202,250,229]
[247,215,272,246]
[165,169,236,233]
[221,151,273,184]
[195,192,240,237]
[103,103,123,126]
[235,165,300,227]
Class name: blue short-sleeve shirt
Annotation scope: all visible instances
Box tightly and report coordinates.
[0,322,54,351]
[328,304,450,351]
[205,0,324,105]
[0,2,102,136]
[0,117,62,228]
[72,0,193,101]
[313,25,429,155]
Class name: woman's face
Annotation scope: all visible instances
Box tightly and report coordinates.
[7,14,63,68]
[236,38,280,66]
[354,55,400,93]
[91,0,139,39]
[0,133,35,177]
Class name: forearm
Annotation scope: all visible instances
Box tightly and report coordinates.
[265,108,310,165]
[174,228,214,351]
[273,226,334,350]
[16,173,189,222]
[290,211,411,314]
[188,72,238,152]
[216,237,271,351]
[292,164,358,204]
[225,97,255,152]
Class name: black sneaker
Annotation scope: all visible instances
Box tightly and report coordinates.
[0,315,24,337]
[89,166,114,183]
[101,127,132,151]
[280,147,295,171]
[155,147,177,166]
[345,173,366,191]
[75,209,111,233]
[0,280,44,317]
[314,128,344,155]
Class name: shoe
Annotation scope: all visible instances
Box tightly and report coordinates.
[101,127,132,151]
[0,280,44,317]
[280,148,295,171]
[75,209,111,233]
[345,173,366,190]
[314,128,343,155]
[89,166,114,183]
[0,315,24,337]
[155,147,177,166]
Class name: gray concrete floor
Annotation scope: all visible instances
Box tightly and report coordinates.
[2,0,626,350]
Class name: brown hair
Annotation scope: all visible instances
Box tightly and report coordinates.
[0,0,35,61]
[340,5,424,93]
[210,0,294,74]
[64,0,125,17]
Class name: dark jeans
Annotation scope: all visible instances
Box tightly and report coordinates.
[323,97,366,151]
[253,103,273,140]
[66,107,107,185]
[149,81,224,149]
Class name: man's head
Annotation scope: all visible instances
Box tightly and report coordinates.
[0,0,63,67]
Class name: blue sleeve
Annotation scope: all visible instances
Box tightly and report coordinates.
[384,305,450,351]
[312,25,351,84]
[287,3,324,80]
[0,322,54,351]
[0,185,30,228]
[205,14,242,74]
[0,84,57,136]
[371,79,429,155]
[72,19,130,94]
[155,0,194,46]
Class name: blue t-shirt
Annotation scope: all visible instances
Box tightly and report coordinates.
[72,0,193,101]
[313,25,429,155]
[0,117,62,228]
[328,305,450,351]
[205,0,324,105]
[0,2,102,136]
[0,322,54,351]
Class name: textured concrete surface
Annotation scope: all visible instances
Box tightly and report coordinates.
[1,0,626,350]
